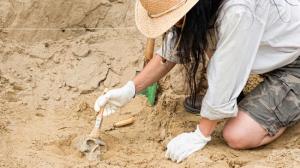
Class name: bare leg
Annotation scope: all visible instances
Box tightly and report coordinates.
[223,111,286,149]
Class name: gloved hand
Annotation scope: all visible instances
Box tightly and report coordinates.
[165,125,211,163]
[94,81,135,116]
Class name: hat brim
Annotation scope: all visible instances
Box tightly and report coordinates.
[135,0,199,38]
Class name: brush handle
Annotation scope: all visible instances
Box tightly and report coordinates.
[89,108,104,138]
[94,111,103,128]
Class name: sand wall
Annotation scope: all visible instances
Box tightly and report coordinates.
[0,0,135,42]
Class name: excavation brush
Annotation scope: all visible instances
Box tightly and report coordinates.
[76,108,106,161]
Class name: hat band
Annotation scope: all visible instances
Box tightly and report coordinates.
[148,0,187,18]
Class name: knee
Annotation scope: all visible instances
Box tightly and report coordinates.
[223,127,249,150]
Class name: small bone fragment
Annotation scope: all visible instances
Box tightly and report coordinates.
[113,117,135,128]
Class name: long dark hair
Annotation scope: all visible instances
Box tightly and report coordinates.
[164,0,225,104]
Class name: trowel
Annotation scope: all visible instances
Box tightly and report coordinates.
[140,38,158,106]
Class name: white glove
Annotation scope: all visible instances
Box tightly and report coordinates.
[94,81,135,116]
[165,125,211,163]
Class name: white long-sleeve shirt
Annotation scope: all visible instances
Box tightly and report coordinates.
[157,0,300,120]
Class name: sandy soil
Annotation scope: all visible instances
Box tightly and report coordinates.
[1,0,300,167]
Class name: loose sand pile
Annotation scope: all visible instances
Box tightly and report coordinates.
[0,0,299,167]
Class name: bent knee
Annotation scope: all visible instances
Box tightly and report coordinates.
[223,127,251,150]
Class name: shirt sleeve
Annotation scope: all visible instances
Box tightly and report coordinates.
[155,29,184,64]
[200,6,268,120]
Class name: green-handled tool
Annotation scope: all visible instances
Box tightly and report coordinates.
[141,38,158,106]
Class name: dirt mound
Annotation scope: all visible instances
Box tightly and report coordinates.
[0,0,299,167]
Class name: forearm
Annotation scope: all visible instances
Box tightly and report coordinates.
[133,54,176,93]
[199,118,218,137]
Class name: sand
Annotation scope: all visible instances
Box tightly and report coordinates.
[0,0,299,167]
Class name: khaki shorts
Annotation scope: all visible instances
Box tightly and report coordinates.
[239,57,300,136]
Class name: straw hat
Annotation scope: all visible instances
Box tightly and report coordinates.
[135,0,199,38]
